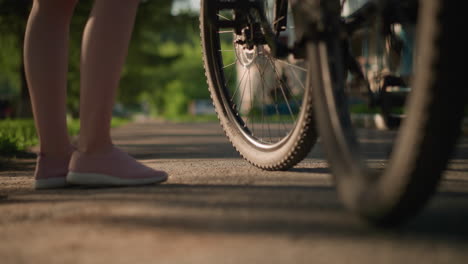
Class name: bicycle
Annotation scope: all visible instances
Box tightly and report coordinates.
[200,0,318,171]
[200,0,467,226]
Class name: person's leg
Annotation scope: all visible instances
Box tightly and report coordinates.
[77,0,140,153]
[68,0,167,186]
[24,0,77,189]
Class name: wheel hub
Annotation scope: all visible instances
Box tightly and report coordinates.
[234,25,263,68]
[235,41,259,68]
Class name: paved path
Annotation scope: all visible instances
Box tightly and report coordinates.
[1,120,468,264]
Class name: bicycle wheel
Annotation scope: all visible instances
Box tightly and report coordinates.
[200,0,318,170]
[308,0,467,225]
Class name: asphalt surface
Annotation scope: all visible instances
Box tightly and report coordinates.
[1,120,468,264]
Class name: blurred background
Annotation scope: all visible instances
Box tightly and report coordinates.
[0,0,208,157]
[0,0,207,120]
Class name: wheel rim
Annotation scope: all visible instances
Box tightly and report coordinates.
[342,0,418,161]
[314,0,424,220]
[204,1,309,149]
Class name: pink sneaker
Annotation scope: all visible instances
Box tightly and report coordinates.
[66,146,167,187]
[34,153,72,189]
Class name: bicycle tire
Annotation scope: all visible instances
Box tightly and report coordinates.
[200,0,318,171]
[309,0,467,226]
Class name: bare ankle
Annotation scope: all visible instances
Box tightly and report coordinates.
[39,145,74,158]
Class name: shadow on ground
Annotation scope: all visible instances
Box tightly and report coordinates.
[2,182,468,244]
[1,123,468,247]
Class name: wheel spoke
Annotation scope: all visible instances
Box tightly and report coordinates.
[270,57,303,107]
[223,60,237,69]
[201,2,319,170]
[272,16,286,26]
[211,5,303,144]
[232,66,249,103]
[248,69,254,135]
[224,60,236,89]
[217,13,232,21]
[254,59,273,143]
[266,56,299,122]
[276,59,308,72]
[254,57,289,133]
[286,62,306,91]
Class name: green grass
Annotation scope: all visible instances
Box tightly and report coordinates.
[0,117,130,158]
[110,117,131,128]
[349,104,406,115]
[0,119,38,157]
[349,104,380,114]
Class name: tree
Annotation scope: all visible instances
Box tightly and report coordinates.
[1,0,206,118]
[0,0,31,117]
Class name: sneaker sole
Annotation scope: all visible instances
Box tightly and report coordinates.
[35,177,69,190]
[66,171,168,186]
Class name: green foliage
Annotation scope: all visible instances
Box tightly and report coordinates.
[0,118,129,156]
[1,0,213,119]
[110,117,130,128]
[0,34,21,98]
[0,137,18,157]
[0,119,38,157]
[349,104,380,114]
[116,9,214,118]
[0,2,24,101]
[141,36,209,118]
[71,2,209,119]
[130,31,237,118]
[349,104,406,115]
[163,80,189,118]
